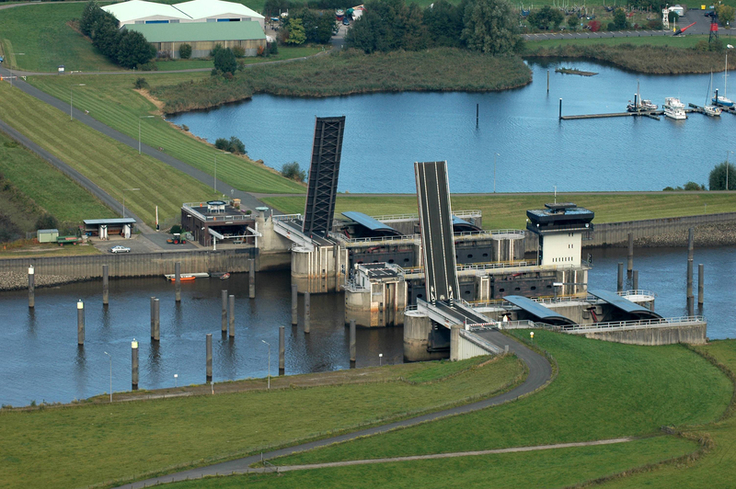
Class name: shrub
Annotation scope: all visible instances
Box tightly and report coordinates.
[134,77,149,89]
[179,43,192,59]
[213,47,237,75]
[35,214,58,230]
[281,161,306,182]
[232,45,246,58]
[709,161,736,190]
[170,224,183,234]
[215,136,246,155]
[588,20,601,32]
[257,45,266,57]
[683,181,703,191]
[137,62,158,71]
[269,41,279,55]
[182,124,189,131]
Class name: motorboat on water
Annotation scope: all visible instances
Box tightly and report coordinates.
[627,81,658,112]
[664,97,687,120]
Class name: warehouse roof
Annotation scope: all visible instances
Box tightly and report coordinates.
[103,0,193,23]
[125,21,266,42]
[176,0,264,20]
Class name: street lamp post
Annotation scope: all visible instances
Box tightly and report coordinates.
[138,116,155,154]
[261,340,271,389]
[214,151,231,194]
[70,84,86,121]
[104,351,112,402]
[122,188,140,218]
[493,153,499,193]
[8,52,24,88]
[379,353,383,366]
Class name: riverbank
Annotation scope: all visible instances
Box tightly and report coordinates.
[151,49,532,114]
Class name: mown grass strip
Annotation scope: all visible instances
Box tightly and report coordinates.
[28,73,306,195]
[0,355,523,489]
[0,82,213,226]
[262,192,736,230]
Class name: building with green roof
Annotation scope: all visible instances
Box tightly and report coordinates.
[125,21,265,58]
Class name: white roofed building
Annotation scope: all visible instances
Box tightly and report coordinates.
[103,0,265,29]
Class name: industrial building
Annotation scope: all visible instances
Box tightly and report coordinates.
[103,0,265,28]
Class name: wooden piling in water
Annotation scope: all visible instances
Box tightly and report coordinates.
[279,325,285,375]
[221,290,228,333]
[304,291,310,334]
[291,284,298,326]
[228,294,235,337]
[153,298,160,341]
[687,228,694,301]
[350,319,356,365]
[102,265,109,306]
[248,259,255,299]
[150,296,156,339]
[632,270,639,291]
[175,262,181,302]
[627,233,634,273]
[698,263,704,305]
[28,266,34,309]
[77,300,85,345]
[131,339,139,390]
[206,333,213,382]
[547,70,550,92]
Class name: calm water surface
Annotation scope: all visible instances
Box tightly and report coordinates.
[170,60,736,193]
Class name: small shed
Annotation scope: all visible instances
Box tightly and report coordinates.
[37,229,59,243]
[83,218,137,239]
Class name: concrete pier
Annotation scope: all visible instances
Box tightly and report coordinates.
[175,262,181,303]
[248,259,256,299]
[153,298,160,341]
[627,233,634,273]
[403,310,447,362]
[102,265,109,306]
[349,319,356,365]
[77,300,85,345]
[570,321,707,345]
[304,291,310,334]
[698,264,704,305]
[28,266,34,308]
[150,297,156,339]
[291,284,298,326]
[617,263,623,292]
[279,325,285,375]
[206,333,212,381]
[228,294,235,337]
[131,339,139,390]
[221,290,228,333]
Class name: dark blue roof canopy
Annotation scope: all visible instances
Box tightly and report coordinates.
[342,212,403,236]
[452,216,482,232]
[504,295,576,326]
[588,289,662,320]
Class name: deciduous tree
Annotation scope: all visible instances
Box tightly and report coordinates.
[461,0,520,55]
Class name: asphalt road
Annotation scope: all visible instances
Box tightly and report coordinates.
[115,330,552,488]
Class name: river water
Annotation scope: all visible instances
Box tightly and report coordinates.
[170,60,736,193]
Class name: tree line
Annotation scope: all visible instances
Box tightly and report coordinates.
[80,1,155,69]
[347,0,522,55]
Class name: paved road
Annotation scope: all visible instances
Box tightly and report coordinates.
[116,331,552,488]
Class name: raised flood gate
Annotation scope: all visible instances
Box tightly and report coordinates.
[0,249,258,283]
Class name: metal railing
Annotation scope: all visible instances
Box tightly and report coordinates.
[618,289,657,298]
[343,280,369,292]
[369,209,482,222]
[182,203,253,223]
[272,213,302,222]
[564,315,705,332]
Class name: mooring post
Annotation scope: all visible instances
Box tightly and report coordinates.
[291,284,298,326]
[228,294,235,337]
[150,297,156,339]
[304,291,310,334]
[476,103,479,127]
[153,298,160,341]
[547,70,550,92]
[698,263,704,305]
[206,333,213,382]
[617,262,624,292]
[687,295,695,316]
[28,266,35,309]
[349,319,356,365]
[77,300,85,345]
[131,338,139,390]
[175,262,181,303]
[249,259,256,299]
[102,265,109,306]
[687,228,694,300]
[632,270,639,291]
[279,325,285,375]
[221,289,228,333]
[627,233,634,273]
[558,98,562,120]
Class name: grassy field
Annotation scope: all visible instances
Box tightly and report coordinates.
[0,355,524,488]
[28,73,307,195]
[0,132,114,224]
[0,242,102,257]
[525,34,719,51]
[275,332,732,466]
[152,48,532,112]
[0,3,122,73]
[262,192,736,230]
[0,82,214,226]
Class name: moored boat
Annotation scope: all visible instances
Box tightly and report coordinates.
[664,97,687,120]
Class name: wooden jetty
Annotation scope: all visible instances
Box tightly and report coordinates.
[560,111,663,121]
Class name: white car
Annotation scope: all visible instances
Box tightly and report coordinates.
[110,245,131,253]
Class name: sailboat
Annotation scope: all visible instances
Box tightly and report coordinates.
[627,80,658,112]
[704,72,723,117]
[712,45,735,107]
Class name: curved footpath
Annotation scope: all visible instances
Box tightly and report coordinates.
[116,331,551,488]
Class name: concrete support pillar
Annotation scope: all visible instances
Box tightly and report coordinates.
[687,295,695,316]
[279,325,285,375]
[627,233,634,273]
[221,290,228,333]
[349,319,356,365]
[153,298,160,341]
[617,262,624,292]
[248,259,256,299]
[291,284,298,326]
[304,291,310,334]
[28,266,35,308]
[228,294,235,337]
[175,262,181,303]
[632,270,639,291]
[698,263,704,305]
[102,265,109,306]
[206,333,213,382]
[77,300,85,345]
[131,339,139,390]
[450,325,461,362]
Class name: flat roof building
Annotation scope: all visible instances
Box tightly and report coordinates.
[103,0,265,28]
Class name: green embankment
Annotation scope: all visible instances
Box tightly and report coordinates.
[28,73,307,195]
[525,34,719,51]
[151,48,532,112]
[262,193,736,230]
[0,82,214,227]
[0,355,524,489]
[277,332,732,466]
[0,132,114,225]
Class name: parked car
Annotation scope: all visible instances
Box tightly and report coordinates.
[110,245,131,253]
